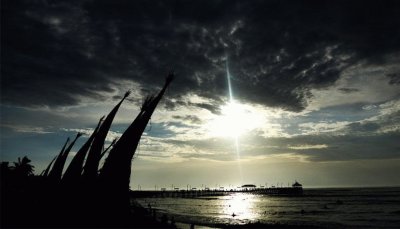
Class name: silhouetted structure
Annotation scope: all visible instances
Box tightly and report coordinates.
[47,137,70,180]
[82,91,130,181]
[98,73,174,222]
[48,133,82,182]
[41,155,56,176]
[62,116,104,184]
[100,138,117,160]
[1,73,174,228]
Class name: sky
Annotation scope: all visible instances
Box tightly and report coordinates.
[1,0,400,189]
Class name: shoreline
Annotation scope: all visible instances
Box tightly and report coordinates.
[132,187,400,229]
[171,220,327,229]
[133,201,328,229]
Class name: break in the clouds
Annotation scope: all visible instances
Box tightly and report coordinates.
[1,0,400,187]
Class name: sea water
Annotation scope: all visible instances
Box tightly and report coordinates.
[134,187,400,228]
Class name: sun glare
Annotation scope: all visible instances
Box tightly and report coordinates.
[208,101,264,138]
[219,193,258,221]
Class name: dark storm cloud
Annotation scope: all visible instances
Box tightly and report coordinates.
[163,98,221,114]
[289,133,400,161]
[338,88,360,94]
[187,102,221,114]
[2,0,400,111]
[387,73,400,85]
[172,115,202,124]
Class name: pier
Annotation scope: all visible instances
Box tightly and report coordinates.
[130,186,303,198]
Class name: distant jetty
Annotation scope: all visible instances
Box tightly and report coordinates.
[131,181,303,198]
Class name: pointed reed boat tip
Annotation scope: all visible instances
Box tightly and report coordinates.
[124,90,131,98]
[166,70,174,83]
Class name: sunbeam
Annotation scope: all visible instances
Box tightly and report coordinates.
[226,57,243,184]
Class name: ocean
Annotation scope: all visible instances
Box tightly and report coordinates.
[134,187,400,228]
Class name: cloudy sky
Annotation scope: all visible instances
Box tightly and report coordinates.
[1,0,400,189]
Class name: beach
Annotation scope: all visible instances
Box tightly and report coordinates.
[134,187,400,228]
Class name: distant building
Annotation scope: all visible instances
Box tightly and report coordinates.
[241,184,256,188]
[292,181,302,188]
[241,184,256,191]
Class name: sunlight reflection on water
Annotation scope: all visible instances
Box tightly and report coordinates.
[219,193,259,221]
[135,188,400,227]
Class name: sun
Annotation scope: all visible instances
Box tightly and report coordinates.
[208,101,264,138]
